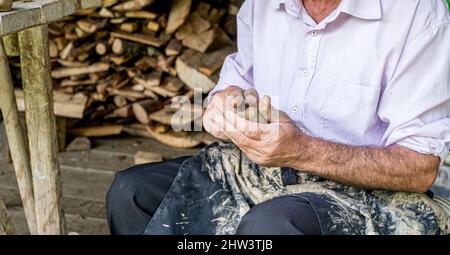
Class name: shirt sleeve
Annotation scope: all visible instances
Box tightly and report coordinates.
[208,0,255,98]
[378,22,450,165]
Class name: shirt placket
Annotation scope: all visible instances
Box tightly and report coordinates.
[289,28,323,131]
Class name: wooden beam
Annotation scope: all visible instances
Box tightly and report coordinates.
[0,38,37,235]
[18,24,65,235]
[0,0,101,36]
[2,33,19,57]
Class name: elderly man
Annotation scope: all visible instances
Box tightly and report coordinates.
[107,0,450,235]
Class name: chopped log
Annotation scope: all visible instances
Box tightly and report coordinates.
[146,21,160,32]
[107,105,133,118]
[165,38,183,56]
[76,19,107,34]
[112,38,146,55]
[60,41,74,60]
[124,10,157,19]
[49,39,59,58]
[57,59,89,68]
[123,123,153,138]
[0,0,12,12]
[103,0,118,8]
[60,78,96,87]
[175,12,232,53]
[95,42,109,55]
[120,22,139,33]
[99,7,114,18]
[166,0,192,34]
[110,31,170,48]
[134,151,163,165]
[112,0,155,12]
[108,88,146,100]
[113,95,128,107]
[51,62,110,79]
[109,54,132,65]
[146,126,204,149]
[148,105,202,127]
[66,137,91,152]
[68,125,124,137]
[165,77,184,92]
[133,71,162,89]
[175,50,217,93]
[132,99,161,124]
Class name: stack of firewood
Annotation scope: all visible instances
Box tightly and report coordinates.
[10,0,243,149]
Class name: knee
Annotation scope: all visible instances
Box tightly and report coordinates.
[106,166,144,214]
[236,197,293,235]
[236,196,320,235]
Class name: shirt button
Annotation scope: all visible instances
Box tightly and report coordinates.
[302,69,310,77]
[292,106,299,114]
[311,30,318,36]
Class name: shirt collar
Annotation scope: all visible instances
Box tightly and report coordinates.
[271,0,382,20]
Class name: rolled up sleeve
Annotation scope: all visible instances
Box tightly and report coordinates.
[379,22,450,164]
[208,0,255,97]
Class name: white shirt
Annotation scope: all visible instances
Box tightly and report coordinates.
[210,0,450,163]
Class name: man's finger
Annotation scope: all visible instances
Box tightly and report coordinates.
[243,89,259,107]
[223,109,272,140]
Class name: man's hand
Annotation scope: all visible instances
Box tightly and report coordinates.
[222,106,306,167]
[203,86,246,141]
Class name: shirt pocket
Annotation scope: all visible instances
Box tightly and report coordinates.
[321,80,382,145]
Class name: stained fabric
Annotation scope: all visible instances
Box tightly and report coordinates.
[144,142,450,235]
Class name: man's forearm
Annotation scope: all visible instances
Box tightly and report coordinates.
[289,134,440,193]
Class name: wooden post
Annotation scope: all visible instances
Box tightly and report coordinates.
[0,38,38,234]
[2,34,19,57]
[18,25,65,235]
[0,195,17,235]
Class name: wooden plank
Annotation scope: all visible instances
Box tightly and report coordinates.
[0,39,37,234]
[0,160,114,203]
[18,24,65,235]
[1,186,106,220]
[9,207,108,235]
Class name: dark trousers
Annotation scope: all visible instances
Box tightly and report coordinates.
[106,157,322,235]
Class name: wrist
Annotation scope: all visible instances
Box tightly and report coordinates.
[287,131,313,170]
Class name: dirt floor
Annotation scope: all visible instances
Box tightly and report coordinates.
[0,136,201,235]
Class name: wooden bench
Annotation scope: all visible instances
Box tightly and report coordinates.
[0,0,100,235]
